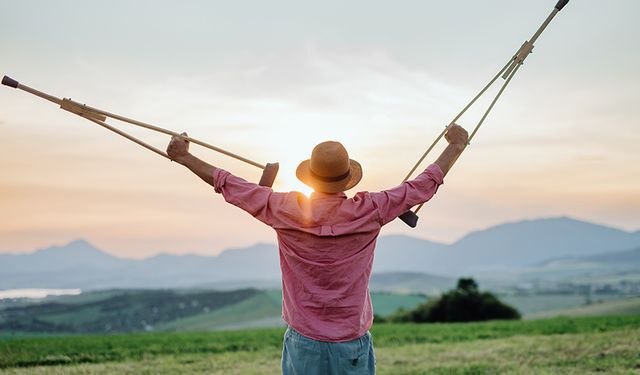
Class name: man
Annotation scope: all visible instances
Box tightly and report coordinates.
[167,124,468,374]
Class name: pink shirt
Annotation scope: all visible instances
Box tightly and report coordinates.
[213,163,444,342]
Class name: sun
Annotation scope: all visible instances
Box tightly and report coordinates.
[269,148,315,196]
[273,167,314,197]
[274,174,313,196]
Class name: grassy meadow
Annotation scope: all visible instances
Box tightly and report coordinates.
[1,315,639,374]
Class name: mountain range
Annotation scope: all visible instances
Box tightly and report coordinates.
[1,216,638,290]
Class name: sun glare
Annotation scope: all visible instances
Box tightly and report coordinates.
[264,122,369,198]
[276,175,314,197]
[270,146,316,196]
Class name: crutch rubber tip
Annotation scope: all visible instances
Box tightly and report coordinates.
[554,0,569,11]
[398,211,419,228]
[2,76,19,88]
[258,162,280,187]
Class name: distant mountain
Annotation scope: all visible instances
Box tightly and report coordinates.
[371,217,640,275]
[0,243,280,290]
[372,235,446,273]
[0,239,129,273]
[445,217,640,272]
[1,216,638,290]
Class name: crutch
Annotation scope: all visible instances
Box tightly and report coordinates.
[398,0,570,228]
[1,76,280,187]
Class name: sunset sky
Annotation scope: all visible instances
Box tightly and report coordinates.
[1,0,638,258]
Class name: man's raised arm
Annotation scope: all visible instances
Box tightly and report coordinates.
[434,124,468,176]
[370,124,469,225]
[167,132,217,187]
[166,132,284,227]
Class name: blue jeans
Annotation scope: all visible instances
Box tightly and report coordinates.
[281,326,376,375]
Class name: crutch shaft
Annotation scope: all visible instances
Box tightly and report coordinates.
[413,58,524,216]
[400,0,570,224]
[3,75,281,187]
[401,58,513,183]
[4,78,62,106]
[68,102,267,170]
[502,7,562,79]
[85,116,170,160]
[397,59,512,227]
[402,127,447,182]
[530,9,559,46]
[3,76,267,170]
[468,63,522,143]
[82,111,280,187]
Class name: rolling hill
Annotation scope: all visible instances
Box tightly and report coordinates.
[0,289,427,334]
[515,246,640,282]
[526,297,640,319]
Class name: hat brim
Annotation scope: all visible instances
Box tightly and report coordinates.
[296,159,362,193]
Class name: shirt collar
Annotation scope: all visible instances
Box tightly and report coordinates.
[310,191,347,200]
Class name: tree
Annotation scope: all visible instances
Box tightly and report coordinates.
[395,278,520,323]
[457,278,478,293]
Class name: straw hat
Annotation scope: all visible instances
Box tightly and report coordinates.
[296,141,362,193]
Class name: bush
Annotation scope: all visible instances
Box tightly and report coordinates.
[394,278,520,323]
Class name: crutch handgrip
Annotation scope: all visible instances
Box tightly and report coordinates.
[2,76,19,88]
[258,163,280,188]
[555,0,569,11]
[398,210,419,228]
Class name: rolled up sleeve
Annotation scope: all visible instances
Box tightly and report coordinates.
[370,163,445,225]
[213,169,283,227]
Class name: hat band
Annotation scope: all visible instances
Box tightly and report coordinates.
[310,169,350,182]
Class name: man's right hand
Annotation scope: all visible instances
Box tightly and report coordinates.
[167,132,190,163]
[167,132,218,186]
[445,124,469,145]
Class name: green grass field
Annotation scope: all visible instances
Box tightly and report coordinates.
[1,315,639,374]
[528,297,640,319]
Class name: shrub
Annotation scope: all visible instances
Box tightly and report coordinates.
[395,278,520,323]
